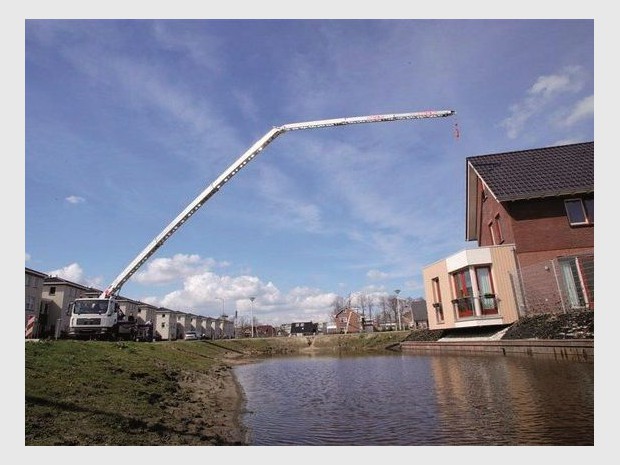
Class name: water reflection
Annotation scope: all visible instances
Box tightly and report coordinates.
[233,352,593,446]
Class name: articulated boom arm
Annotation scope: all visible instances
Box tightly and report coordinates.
[101,109,455,298]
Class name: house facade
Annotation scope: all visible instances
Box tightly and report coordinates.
[175,313,190,339]
[407,298,429,329]
[155,308,178,341]
[423,141,594,330]
[25,268,48,338]
[41,276,98,338]
[25,266,245,340]
[255,324,277,338]
[115,297,141,322]
[136,303,158,325]
[423,245,521,330]
[334,308,363,334]
[290,321,318,336]
[219,318,235,338]
[201,317,215,339]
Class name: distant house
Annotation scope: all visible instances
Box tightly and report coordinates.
[407,299,428,329]
[155,307,178,341]
[41,276,100,338]
[255,324,277,338]
[213,317,235,339]
[115,297,142,322]
[334,308,363,334]
[290,321,318,336]
[25,266,238,340]
[136,303,158,326]
[25,268,48,338]
[423,142,594,331]
[201,316,216,339]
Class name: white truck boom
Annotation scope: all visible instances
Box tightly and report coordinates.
[67,109,455,340]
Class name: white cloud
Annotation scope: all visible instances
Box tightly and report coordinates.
[500,65,588,139]
[156,271,269,310]
[133,253,220,285]
[25,252,31,262]
[139,266,341,325]
[528,65,584,98]
[47,262,84,283]
[367,269,389,280]
[65,195,85,204]
[47,262,105,290]
[562,94,594,127]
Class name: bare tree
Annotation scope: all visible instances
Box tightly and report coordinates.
[376,296,391,328]
[357,293,369,320]
[330,295,346,318]
[390,295,399,327]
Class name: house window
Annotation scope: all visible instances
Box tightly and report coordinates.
[451,269,474,318]
[565,198,594,226]
[25,296,36,311]
[475,266,498,315]
[558,255,594,310]
[489,214,504,245]
[431,277,444,323]
[49,286,56,296]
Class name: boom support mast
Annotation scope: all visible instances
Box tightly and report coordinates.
[101,110,455,298]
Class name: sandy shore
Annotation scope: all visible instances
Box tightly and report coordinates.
[173,354,252,445]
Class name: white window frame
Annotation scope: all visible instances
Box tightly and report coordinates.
[564,198,593,226]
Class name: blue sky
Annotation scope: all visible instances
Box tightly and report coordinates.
[24,18,595,326]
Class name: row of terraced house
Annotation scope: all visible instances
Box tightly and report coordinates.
[24,272,235,340]
[25,141,595,339]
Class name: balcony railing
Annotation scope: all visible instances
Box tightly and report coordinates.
[451,294,498,319]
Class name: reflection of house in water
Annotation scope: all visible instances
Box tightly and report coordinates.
[428,355,593,444]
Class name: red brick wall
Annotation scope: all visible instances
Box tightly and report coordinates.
[478,189,593,258]
[506,198,593,255]
[478,189,515,246]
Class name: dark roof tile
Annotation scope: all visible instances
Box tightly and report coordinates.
[467,141,593,201]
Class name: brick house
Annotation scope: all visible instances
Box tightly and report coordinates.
[253,324,277,338]
[423,141,594,330]
[334,308,363,334]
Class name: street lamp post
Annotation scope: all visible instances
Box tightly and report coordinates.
[394,289,402,331]
[249,296,255,338]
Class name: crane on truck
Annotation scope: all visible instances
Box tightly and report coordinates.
[66,109,455,340]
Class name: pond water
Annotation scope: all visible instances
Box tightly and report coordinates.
[233,352,593,446]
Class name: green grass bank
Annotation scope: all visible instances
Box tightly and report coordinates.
[25,332,407,446]
[25,313,593,446]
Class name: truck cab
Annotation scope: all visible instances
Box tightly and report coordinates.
[67,298,127,340]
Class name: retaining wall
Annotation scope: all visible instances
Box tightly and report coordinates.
[400,339,593,363]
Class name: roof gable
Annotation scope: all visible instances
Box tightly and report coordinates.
[467,141,593,202]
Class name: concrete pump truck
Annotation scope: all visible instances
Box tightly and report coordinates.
[66,110,455,340]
